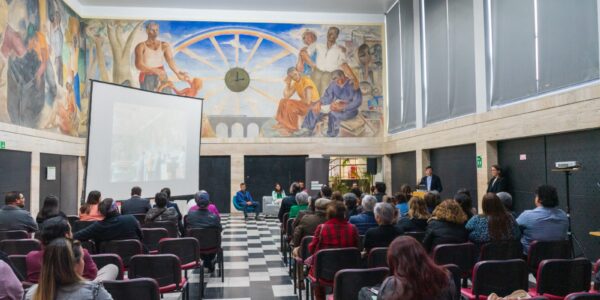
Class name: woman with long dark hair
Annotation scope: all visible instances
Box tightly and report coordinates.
[375,236,454,299]
[36,195,66,225]
[272,182,286,204]
[466,193,520,245]
[79,190,104,221]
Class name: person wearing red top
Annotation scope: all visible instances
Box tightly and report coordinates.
[307,201,359,300]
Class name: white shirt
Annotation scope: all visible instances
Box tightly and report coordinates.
[307,43,347,72]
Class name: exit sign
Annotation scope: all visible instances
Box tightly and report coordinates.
[476,155,482,168]
[0,140,5,149]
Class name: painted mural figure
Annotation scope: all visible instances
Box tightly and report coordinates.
[273,67,320,136]
[296,29,317,75]
[134,22,189,93]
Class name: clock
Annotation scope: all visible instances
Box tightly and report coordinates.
[224,67,251,93]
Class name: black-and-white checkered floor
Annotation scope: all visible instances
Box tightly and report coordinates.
[170,214,294,300]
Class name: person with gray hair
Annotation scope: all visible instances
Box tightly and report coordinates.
[289,192,309,218]
[496,192,516,218]
[363,202,404,252]
[349,195,378,234]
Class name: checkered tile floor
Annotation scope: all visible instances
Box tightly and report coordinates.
[166,214,295,300]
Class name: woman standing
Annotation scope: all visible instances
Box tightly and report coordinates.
[272,183,286,205]
[486,165,508,193]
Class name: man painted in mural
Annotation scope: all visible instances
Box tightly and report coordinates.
[300,27,359,96]
[295,29,316,75]
[305,69,362,137]
[273,67,320,136]
[135,21,189,93]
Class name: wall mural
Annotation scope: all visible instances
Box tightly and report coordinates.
[84,20,384,138]
[0,0,86,137]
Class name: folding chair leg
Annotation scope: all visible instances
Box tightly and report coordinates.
[220,251,224,283]
[292,261,296,294]
[199,266,205,298]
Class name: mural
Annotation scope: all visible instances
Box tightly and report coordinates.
[84,20,384,138]
[0,0,86,137]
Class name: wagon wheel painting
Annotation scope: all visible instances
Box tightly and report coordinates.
[173,28,299,118]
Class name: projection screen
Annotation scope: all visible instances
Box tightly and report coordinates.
[85,81,203,200]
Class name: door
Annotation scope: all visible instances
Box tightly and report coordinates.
[244,156,307,203]
[199,156,231,213]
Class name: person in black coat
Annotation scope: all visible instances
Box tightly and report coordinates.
[419,166,443,193]
[486,164,508,193]
[73,198,143,250]
[396,196,430,232]
[120,186,151,215]
[185,194,222,272]
[423,199,468,252]
[363,203,404,252]
[278,182,301,222]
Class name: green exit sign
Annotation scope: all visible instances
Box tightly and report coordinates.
[0,140,5,149]
[476,155,482,168]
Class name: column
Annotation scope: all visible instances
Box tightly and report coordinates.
[30,151,40,216]
[230,154,244,215]
[476,141,498,210]
[382,155,393,194]
[415,148,430,184]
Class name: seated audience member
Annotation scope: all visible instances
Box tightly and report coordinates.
[73,198,143,249]
[393,192,409,218]
[350,186,362,200]
[362,236,454,300]
[349,195,378,235]
[120,186,151,215]
[373,182,389,203]
[272,183,286,205]
[27,217,117,283]
[364,203,404,252]
[423,200,468,252]
[319,185,333,200]
[187,190,220,219]
[331,191,343,202]
[454,190,474,220]
[159,187,183,217]
[289,192,309,218]
[79,191,104,221]
[0,259,23,300]
[424,192,441,214]
[516,185,568,254]
[236,183,260,220]
[278,182,301,222]
[292,196,316,228]
[496,191,517,218]
[0,191,38,233]
[291,198,330,249]
[343,193,360,218]
[396,196,430,233]
[465,193,520,245]
[36,195,67,226]
[24,238,113,300]
[145,192,179,224]
[185,193,222,273]
[308,201,360,300]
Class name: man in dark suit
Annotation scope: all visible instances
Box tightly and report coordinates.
[486,164,508,193]
[120,186,151,215]
[419,166,443,193]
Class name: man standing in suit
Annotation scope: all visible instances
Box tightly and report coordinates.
[419,166,443,193]
[486,164,508,193]
[120,186,151,215]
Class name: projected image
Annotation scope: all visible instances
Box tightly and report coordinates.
[110,103,187,182]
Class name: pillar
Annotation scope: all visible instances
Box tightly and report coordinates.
[230,154,244,215]
[476,141,498,210]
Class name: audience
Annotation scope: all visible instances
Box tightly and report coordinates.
[319,185,333,199]
[24,238,113,300]
[289,192,309,218]
[393,192,409,218]
[516,184,568,254]
[73,198,143,249]
[350,186,363,200]
[0,259,23,300]
[373,182,388,203]
[308,201,359,300]
[120,186,151,215]
[423,199,468,252]
[424,192,441,213]
[272,183,286,205]
[292,196,315,229]
[363,202,403,252]
[465,193,520,245]
[145,192,179,224]
[396,196,430,232]
[235,183,259,220]
[349,195,378,235]
[278,182,300,222]
[79,190,104,221]
[454,190,474,220]
[343,192,360,218]
[159,187,184,219]
[291,198,330,250]
[0,191,38,232]
[496,191,517,218]
[331,191,343,202]
[36,195,67,226]
[185,192,222,273]
[188,190,221,219]
[363,236,454,300]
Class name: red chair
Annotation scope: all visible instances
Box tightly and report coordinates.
[103,278,160,300]
[565,292,600,300]
[329,267,388,300]
[405,231,426,244]
[367,247,388,268]
[532,258,592,300]
[527,240,572,276]
[159,238,204,297]
[131,214,147,225]
[461,259,529,300]
[479,240,523,261]
[7,254,27,281]
[0,239,41,255]
[307,248,362,300]
[443,264,462,300]
[0,230,29,242]
[432,242,477,287]
[285,217,295,273]
[99,239,143,268]
[187,227,224,282]
[91,254,125,280]
[128,254,188,299]
[294,235,313,300]
[141,228,169,253]
[143,221,178,238]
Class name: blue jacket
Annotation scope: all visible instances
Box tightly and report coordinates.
[235,191,254,205]
[349,211,378,235]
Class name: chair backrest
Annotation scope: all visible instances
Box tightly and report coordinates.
[471,259,529,298]
[333,267,389,300]
[528,240,572,273]
[299,236,314,260]
[537,258,592,297]
[367,247,388,268]
[128,254,182,288]
[285,218,295,240]
[132,214,147,225]
[0,239,42,255]
[442,264,462,299]
[99,239,143,267]
[432,242,477,277]
[405,231,426,243]
[479,240,523,261]
[0,230,29,242]
[314,247,362,282]
[566,292,600,300]
[358,235,365,252]
[187,228,221,252]
[143,221,178,238]
[91,254,125,280]
[103,278,160,300]
[141,228,169,252]
[7,254,27,280]
[232,196,241,210]
[159,238,200,266]
[73,220,96,232]
[282,213,290,233]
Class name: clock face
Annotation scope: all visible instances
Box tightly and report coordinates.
[224,67,251,93]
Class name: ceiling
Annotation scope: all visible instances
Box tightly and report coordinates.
[75,0,397,15]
